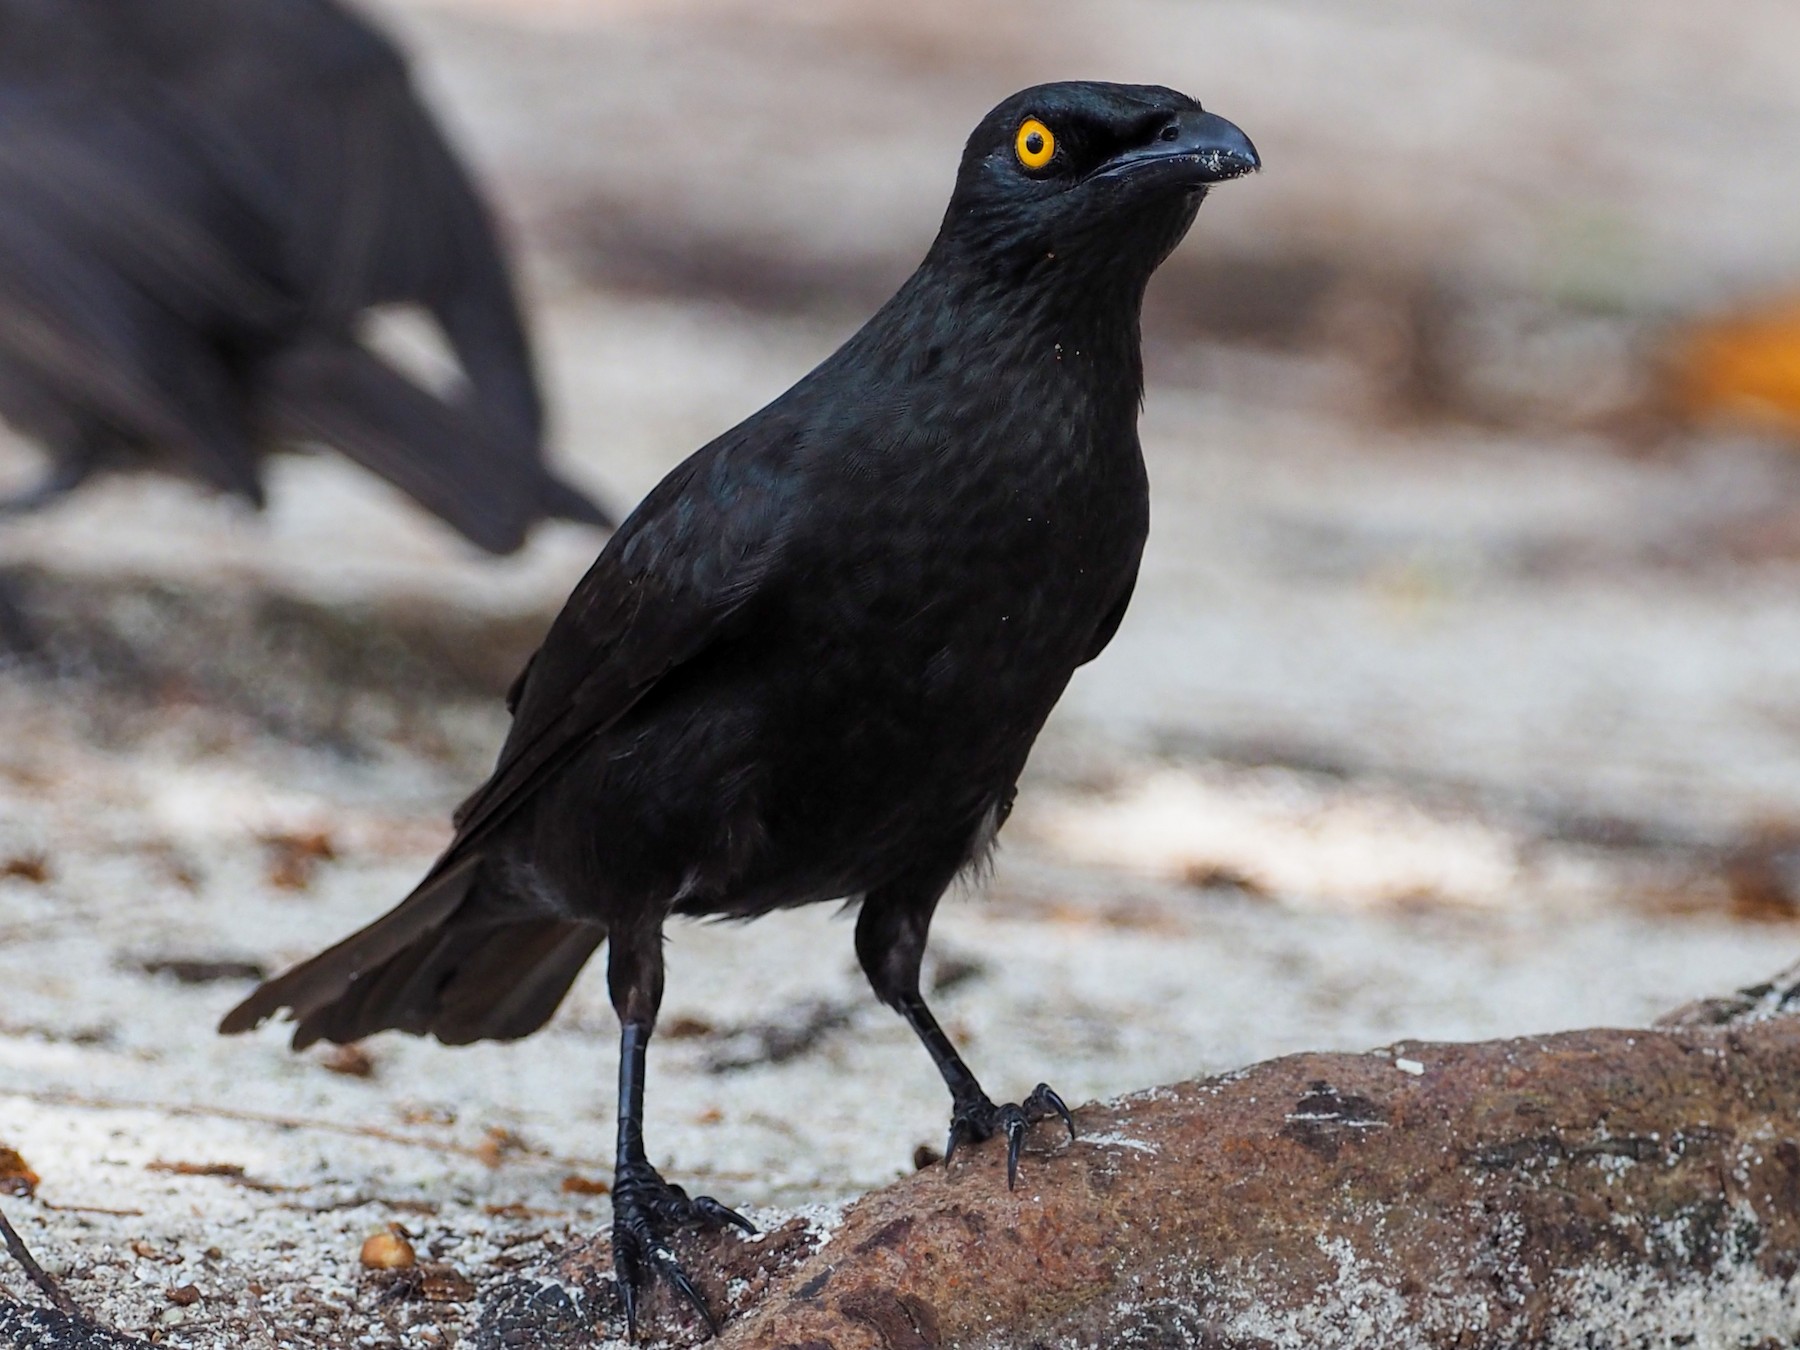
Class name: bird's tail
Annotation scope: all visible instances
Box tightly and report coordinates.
[219,855,606,1048]
[259,336,611,554]
[537,471,616,530]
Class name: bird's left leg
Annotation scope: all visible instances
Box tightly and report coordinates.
[605,918,754,1339]
[856,868,1075,1189]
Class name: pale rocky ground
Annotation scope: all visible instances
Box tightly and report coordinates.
[4,1,1800,1345]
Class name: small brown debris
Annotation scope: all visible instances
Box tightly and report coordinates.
[395,1104,457,1127]
[559,1174,610,1196]
[694,1105,724,1125]
[484,1202,561,1219]
[146,1161,246,1180]
[912,1144,943,1170]
[418,1264,475,1303]
[1180,861,1269,897]
[166,1284,201,1307]
[262,829,338,891]
[320,1044,377,1079]
[136,956,268,985]
[360,1228,416,1271]
[145,1159,287,1194]
[0,854,49,884]
[661,1014,716,1039]
[0,1145,40,1197]
[130,1240,165,1261]
[1722,824,1800,922]
[474,1127,526,1169]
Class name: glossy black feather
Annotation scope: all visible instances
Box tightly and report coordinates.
[226,81,1258,1049]
[227,83,1258,1328]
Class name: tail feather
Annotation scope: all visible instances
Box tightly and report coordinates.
[220,856,606,1050]
[434,922,606,1045]
[218,856,479,1039]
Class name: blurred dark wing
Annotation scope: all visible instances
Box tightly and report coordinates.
[447,420,801,848]
[0,95,293,497]
[146,0,548,457]
[259,335,540,554]
[135,0,583,517]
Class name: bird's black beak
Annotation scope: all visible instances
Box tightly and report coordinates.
[1096,109,1260,186]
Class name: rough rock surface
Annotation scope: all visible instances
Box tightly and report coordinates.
[468,981,1800,1349]
[0,1305,149,1350]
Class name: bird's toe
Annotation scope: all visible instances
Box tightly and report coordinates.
[1024,1082,1077,1143]
[691,1193,757,1235]
[945,1081,1076,1188]
[610,1165,752,1337]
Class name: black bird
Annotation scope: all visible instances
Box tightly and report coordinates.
[0,0,609,552]
[224,81,1258,1333]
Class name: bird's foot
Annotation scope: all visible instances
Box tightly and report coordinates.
[944,1081,1076,1189]
[610,1160,755,1339]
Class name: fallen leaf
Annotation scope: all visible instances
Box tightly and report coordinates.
[320,1044,377,1079]
[0,1146,40,1197]
[1672,300,1800,435]
[262,830,338,891]
[559,1175,610,1196]
[0,855,49,884]
[474,1127,526,1169]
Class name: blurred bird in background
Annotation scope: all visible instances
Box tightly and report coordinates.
[0,0,612,553]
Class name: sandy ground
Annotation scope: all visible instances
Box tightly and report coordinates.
[4,1,1800,1345]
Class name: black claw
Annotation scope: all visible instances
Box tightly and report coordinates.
[619,1265,639,1340]
[1026,1082,1077,1143]
[658,1254,719,1336]
[945,1081,1076,1189]
[609,1164,751,1339]
[693,1194,757,1235]
[1001,1104,1029,1190]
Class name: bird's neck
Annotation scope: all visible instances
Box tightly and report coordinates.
[851,249,1152,413]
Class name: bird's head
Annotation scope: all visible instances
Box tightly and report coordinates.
[934,81,1258,288]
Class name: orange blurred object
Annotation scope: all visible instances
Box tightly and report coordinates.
[1674,300,1800,434]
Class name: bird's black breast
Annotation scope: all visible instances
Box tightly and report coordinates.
[637,356,1148,915]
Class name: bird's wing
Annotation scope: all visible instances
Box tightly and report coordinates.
[446,420,801,849]
[258,333,544,553]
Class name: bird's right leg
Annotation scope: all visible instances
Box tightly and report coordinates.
[605,919,753,1339]
[856,868,1076,1189]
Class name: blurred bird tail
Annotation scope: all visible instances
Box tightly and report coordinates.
[262,336,588,554]
[218,856,605,1048]
[538,472,616,530]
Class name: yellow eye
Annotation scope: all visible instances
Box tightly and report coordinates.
[1015,117,1055,170]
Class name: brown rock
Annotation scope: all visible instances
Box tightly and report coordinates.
[473,975,1800,1348]
[711,1013,1800,1347]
